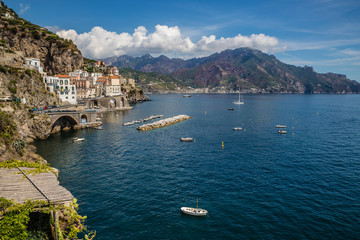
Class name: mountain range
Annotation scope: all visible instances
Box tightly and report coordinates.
[103,48,360,93]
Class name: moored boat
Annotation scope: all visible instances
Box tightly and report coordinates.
[276,125,286,128]
[228,108,234,111]
[233,127,242,131]
[278,130,287,134]
[73,137,85,142]
[183,94,191,97]
[180,137,193,142]
[181,207,208,216]
[181,199,207,217]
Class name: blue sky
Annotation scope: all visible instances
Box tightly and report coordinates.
[6,0,360,81]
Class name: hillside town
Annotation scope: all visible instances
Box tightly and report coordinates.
[25,58,137,108]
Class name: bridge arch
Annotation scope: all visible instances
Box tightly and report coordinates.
[120,97,125,108]
[51,115,79,132]
[80,114,88,123]
[109,98,116,108]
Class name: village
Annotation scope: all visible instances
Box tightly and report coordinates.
[25,57,137,109]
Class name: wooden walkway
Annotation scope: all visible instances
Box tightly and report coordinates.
[0,167,73,204]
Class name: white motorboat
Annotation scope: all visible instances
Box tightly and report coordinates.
[276,125,286,128]
[180,137,193,142]
[73,137,85,142]
[183,94,191,97]
[233,90,244,105]
[233,127,242,131]
[278,130,287,134]
[181,199,207,217]
[94,126,103,130]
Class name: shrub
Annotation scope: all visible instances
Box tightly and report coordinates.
[0,111,16,143]
[25,69,32,77]
[0,65,7,74]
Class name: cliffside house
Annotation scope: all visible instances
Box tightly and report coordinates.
[55,75,77,104]
[43,75,59,92]
[25,58,43,74]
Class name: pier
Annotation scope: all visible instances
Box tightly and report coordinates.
[136,115,191,131]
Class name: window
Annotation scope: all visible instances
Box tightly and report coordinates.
[60,80,63,85]
[65,80,68,85]
[66,97,68,99]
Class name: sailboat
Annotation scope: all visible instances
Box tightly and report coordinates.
[181,198,208,217]
[233,90,244,105]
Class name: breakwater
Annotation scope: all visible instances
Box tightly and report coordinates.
[136,115,191,131]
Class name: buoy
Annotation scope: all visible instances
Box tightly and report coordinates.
[317,112,319,116]
[222,141,224,148]
[205,111,207,115]
[194,138,196,142]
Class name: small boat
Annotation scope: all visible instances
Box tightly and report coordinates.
[73,137,85,142]
[180,137,193,142]
[276,125,286,128]
[278,130,287,134]
[233,127,242,131]
[96,117,101,121]
[122,122,134,126]
[228,108,234,111]
[183,95,191,97]
[94,126,103,130]
[181,199,207,217]
[233,89,244,105]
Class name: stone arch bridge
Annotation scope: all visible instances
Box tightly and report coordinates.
[46,110,98,132]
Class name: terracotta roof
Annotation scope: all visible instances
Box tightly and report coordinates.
[109,76,120,79]
[55,74,70,78]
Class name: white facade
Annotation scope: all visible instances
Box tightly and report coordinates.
[25,58,43,73]
[56,75,77,104]
[43,76,59,92]
[69,70,89,78]
[90,72,103,86]
[104,85,121,97]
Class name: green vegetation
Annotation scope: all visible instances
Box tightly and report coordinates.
[0,111,16,144]
[118,68,185,90]
[0,159,57,176]
[0,198,95,240]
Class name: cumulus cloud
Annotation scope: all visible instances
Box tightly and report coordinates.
[19,3,30,14]
[57,25,282,59]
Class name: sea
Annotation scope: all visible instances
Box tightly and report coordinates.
[34,94,360,240]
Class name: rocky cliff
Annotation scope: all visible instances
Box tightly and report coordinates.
[0,3,83,74]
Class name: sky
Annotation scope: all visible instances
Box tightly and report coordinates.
[6,0,360,81]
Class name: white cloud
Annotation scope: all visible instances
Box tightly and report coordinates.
[19,3,30,14]
[56,25,282,59]
[45,25,63,33]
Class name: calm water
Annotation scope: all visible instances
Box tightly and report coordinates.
[35,94,360,239]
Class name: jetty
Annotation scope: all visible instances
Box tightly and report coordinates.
[137,115,191,132]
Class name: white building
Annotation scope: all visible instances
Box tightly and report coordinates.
[55,75,77,104]
[25,58,43,74]
[104,76,122,97]
[90,72,103,86]
[43,75,59,92]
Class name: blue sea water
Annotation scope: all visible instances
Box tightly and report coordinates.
[34,94,360,239]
